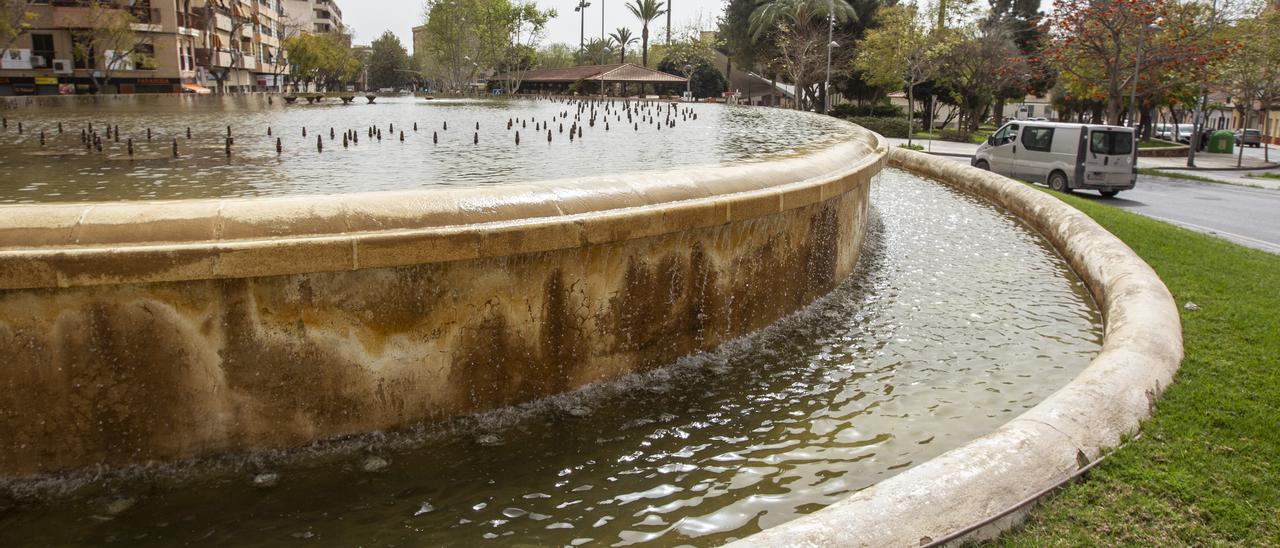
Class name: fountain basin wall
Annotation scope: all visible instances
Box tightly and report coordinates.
[733,147,1183,547]
[0,132,884,477]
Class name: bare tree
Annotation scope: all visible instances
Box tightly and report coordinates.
[72,1,154,93]
[0,0,36,54]
[201,0,249,93]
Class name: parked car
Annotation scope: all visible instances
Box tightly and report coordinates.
[1154,123,1175,140]
[972,121,1137,198]
[1235,128,1262,148]
[1174,124,1195,143]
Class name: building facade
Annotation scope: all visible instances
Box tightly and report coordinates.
[0,0,297,95]
[282,0,343,35]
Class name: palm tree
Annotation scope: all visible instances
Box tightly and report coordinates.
[748,0,857,40]
[666,0,672,44]
[626,0,666,67]
[610,27,638,64]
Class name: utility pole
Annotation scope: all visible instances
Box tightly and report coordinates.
[667,0,672,44]
[824,0,834,114]
[1188,0,1219,167]
[576,1,591,54]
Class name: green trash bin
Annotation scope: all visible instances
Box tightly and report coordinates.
[1208,130,1234,154]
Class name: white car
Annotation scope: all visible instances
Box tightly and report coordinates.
[973,121,1137,198]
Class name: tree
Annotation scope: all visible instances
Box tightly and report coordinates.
[72,1,153,93]
[856,4,950,146]
[658,31,727,98]
[367,31,412,90]
[576,37,614,65]
[1047,0,1231,126]
[283,32,361,91]
[627,0,666,67]
[1218,3,1280,164]
[986,0,1053,126]
[610,27,637,64]
[749,0,859,111]
[420,0,483,92]
[536,42,577,69]
[0,0,35,54]
[936,22,1028,133]
[490,0,556,93]
[419,0,553,94]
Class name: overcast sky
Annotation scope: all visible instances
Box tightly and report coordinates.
[344,0,772,50]
[342,0,1051,52]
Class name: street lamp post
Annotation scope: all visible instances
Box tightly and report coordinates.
[823,0,835,114]
[683,63,692,101]
[1128,23,1161,131]
[575,1,592,54]
[1189,0,1219,168]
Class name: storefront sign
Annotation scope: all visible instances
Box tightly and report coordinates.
[34,77,58,85]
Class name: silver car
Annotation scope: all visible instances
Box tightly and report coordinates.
[1235,129,1262,148]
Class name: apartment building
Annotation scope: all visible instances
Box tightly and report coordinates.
[282,0,343,36]
[0,0,293,95]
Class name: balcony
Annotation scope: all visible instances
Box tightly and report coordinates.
[195,48,257,70]
[177,12,206,29]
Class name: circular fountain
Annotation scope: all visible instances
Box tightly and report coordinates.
[0,95,1178,546]
[0,95,883,478]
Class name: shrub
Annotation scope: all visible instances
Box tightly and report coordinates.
[845,116,910,138]
[831,103,904,118]
[898,143,924,151]
[939,129,973,143]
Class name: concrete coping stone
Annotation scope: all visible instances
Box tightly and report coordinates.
[730,147,1183,547]
[0,119,886,290]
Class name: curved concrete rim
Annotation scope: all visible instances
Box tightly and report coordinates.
[731,147,1183,546]
[0,116,885,290]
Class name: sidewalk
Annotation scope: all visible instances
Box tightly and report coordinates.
[884,138,979,158]
[882,137,1280,190]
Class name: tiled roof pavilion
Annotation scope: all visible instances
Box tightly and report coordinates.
[493,64,688,85]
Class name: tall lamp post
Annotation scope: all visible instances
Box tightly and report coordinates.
[576,1,592,54]
[1128,23,1162,131]
[1189,0,1219,167]
[683,63,692,100]
[823,0,835,114]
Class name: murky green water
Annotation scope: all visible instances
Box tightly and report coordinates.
[0,96,857,203]
[0,169,1102,547]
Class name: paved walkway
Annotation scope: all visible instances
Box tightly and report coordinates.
[884,138,1280,190]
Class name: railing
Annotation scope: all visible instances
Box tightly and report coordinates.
[177,12,206,29]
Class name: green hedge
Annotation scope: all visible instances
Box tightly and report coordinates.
[844,116,911,138]
[830,103,903,118]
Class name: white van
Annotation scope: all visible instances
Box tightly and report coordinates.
[972,122,1137,198]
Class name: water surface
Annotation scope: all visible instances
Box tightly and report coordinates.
[0,96,857,203]
[0,170,1102,546]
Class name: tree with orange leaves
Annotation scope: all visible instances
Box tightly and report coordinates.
[1046,0,1235,127]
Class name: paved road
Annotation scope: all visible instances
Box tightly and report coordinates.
[1079,175,1280,254]
[927,154,1280,254]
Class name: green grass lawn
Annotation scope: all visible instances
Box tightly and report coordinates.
[1247,172,1280,180]
[1139,139,1183,149]
[998,189,1280,545]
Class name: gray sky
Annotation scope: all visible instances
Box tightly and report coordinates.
[342,0,735,50]
[342,0,1053,51]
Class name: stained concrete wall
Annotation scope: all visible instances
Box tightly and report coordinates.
[0,128,884,477]
[731,147,1183,547]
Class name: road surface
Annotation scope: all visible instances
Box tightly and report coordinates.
[922,154,1280,254]
[1079,174,1280,254]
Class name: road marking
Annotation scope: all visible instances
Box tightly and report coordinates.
[1132,212,1280,255]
